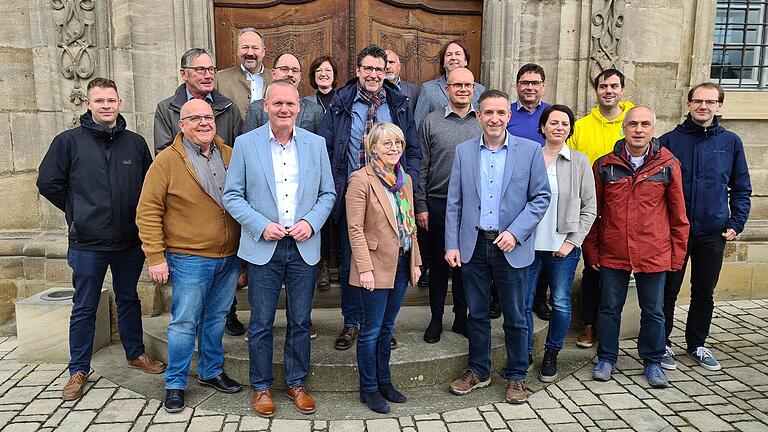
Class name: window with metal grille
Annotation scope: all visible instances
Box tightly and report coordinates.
[711,0,768,89]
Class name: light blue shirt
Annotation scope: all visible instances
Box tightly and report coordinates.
[185,88,214,103]
[348,89,392,177]
[242,64,265,102]
[479,133,508,231]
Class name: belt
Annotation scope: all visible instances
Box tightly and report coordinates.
[478,229,499,240]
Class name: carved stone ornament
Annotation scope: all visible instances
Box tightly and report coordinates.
[589,0,624,84]
[52,0,96,111]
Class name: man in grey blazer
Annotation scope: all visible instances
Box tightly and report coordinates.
[223,80,336,418]
[445,89,550,404]
[385,49,420,113]
[243,53,324,134]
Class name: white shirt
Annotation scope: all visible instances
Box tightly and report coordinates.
[269,124,299,227]
[242,64,265,102]
[534,148,568,251]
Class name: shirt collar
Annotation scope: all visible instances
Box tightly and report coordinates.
[479,132,509,151]
[185,88,213,103]
[555,144,571,161]
[623,143,651,165]
[514,100,542,113]
[268,123,297,147]
[444,104,476,119]
[182,135,215,157]
[241,63,264,80]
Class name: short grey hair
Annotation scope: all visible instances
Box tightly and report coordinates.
[180,48,214,69]
[622,105,656,127]
[238,27,265,43]
[264,79,299,100]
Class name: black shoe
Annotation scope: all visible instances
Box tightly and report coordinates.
[451,314,467,337]
[539,348,558,383]
[390,336,398,349]
[532,299,552,321]
[164,389,185,413]
[423,316,442,343]
[379,382,407,403]
[489,301,502,319]
[225,313,245,336]
[360,390,390,414]
[198,373,242,393]
[417,269,430,288]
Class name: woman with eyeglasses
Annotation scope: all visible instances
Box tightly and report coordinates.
[525,105,596,383]
[303,56,339,113]
[345,123,421,414]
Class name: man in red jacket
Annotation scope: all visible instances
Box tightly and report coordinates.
[583,106,689,388]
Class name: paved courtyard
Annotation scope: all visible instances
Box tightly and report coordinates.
[0,299,767,431]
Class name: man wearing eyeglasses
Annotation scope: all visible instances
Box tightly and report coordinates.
[243,52,324,135]
[154,48,243,155]
[138,99,244,413]
[216,28,270,118]
[416,67,482,344]
[659,83,752,372]
[384,49,420,113]
[320,44,420,351]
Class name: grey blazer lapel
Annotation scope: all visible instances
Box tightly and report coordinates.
[256,130,278,205]
[500,137,520,198]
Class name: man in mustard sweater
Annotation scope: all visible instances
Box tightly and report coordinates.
[137,99,243,413]
[567,69,634,349]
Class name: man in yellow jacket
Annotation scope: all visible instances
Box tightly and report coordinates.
[567,68,634,348]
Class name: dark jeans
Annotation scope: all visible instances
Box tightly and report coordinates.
[426,197,465,318]
[597,267,666,366]
[663,231,726,352]
[356,255,409,392]
[462,234,528,381]
[67,244,145,375]
[579,264,601,325]
[247,238,316,390]
[525,248,581,353]
[336,213,360,328]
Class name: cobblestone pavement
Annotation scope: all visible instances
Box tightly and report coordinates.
[1,300,767,431]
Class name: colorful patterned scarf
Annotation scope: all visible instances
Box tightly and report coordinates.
[370,153,416,251]
[357,82,387,169]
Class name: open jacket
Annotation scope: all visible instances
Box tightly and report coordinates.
[583,138,690,273]
[549,147,597,247]
[346,165,422,287]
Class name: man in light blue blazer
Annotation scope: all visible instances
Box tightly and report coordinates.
[223,79,336,418]
[444,89,550,404]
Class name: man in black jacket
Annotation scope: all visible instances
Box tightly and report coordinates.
[37,78,166,402]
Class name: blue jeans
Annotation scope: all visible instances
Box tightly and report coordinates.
[337,213,360,328]
[165,253,241,390]
[67,244,145,375]
[462,234,528,381]
[525,248,581,353]
[597,267,666,366]
[248,238,316,391]
[356,255,409,393]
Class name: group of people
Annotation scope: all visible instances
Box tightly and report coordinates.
[35,27,752,418]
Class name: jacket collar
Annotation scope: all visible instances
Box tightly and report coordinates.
[169,84,235,113]
[678,113,724,136]
[335,77,408,114]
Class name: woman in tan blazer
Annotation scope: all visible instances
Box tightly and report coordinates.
[345,123,421,414]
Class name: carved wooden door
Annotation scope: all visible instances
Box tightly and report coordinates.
[213,0,483,95]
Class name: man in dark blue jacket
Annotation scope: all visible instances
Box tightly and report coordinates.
[660,82,752,372]
[320,44,420,351]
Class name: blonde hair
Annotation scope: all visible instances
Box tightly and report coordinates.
[364,122,406,159]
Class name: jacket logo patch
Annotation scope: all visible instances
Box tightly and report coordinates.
[122,159,132,165]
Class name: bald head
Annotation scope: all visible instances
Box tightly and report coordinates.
[445,67,475,110]
[179,99,216,148]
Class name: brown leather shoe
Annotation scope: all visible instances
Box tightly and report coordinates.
[334,326,358,350]
[576,325,596,348]
[505,379,527,404]
[449,369,490,395]
[310,323,318,340]
[252,389,276,418]
[285,386,316,414]
[62,371,88,401]
[127,353,166,374]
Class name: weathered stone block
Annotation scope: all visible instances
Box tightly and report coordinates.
[16,287,110,362]
[135,113,156,149]
[719,119,768,145]
[631,63,682,120]
[623,7,684,63]
[715,263,754,300]
[0,173,40,230]
[0,114,12,173]
[137,281,163,316]
[39,200,67,231]
[750,196,768,220]
[22,256,44,281]
[746,243,768,263]
[0,49,35,111]
[747,168,768,195]
[129,50,181,113]
[0,257,24,280]
[111,1,178,52]
[518,2,562,60]
[0,280,18,325]
[0,0,32,49]
[751,263,768,299]
[44,258,71,284]
[744,145,768,170]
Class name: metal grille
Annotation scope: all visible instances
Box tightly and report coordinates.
[711,0,768,89]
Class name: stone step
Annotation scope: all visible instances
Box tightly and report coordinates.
[143,306,550,393]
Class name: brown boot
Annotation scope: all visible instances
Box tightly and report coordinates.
[576,325,596,348]
[316,258,330,291]
[334,326,358,350]
[285,386,316,414]
[505,379,527,404]
[127,353,166,374]
[252,389,276,418]
[62,371,88,401]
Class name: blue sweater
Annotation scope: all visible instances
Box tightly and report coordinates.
[659,115,752,235]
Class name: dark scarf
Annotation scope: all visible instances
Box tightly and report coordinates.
[356,82,387,169]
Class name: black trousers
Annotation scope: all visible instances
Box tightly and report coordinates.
[663,231,726,352]
[579,265,601,325]
[426,197,466,318]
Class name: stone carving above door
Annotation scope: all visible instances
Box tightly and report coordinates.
[52,0,96,122]
[590,0,625,83]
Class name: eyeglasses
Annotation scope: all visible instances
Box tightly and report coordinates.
[181,115,215,124]
[184,66,217,75]
[359,65,385,76]
[275,66,301,74]
[379,139,404,150]
[447,83,474,90]
[690,99,720,107]
[518,80,543,87]
[315,67,334,74]
[87,98,119,104]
